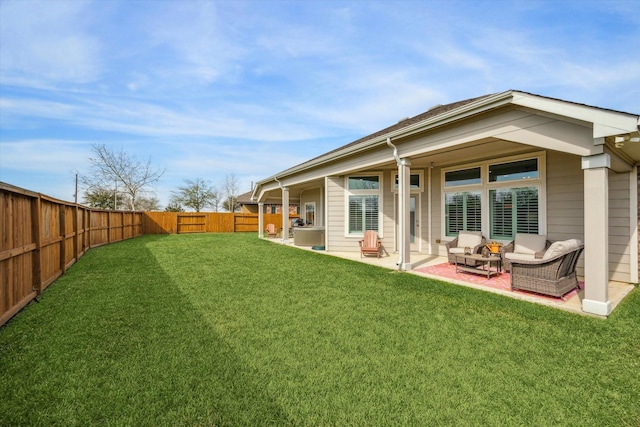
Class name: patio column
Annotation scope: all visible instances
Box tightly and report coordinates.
[282,186,290,244]
[581,153,611,316]
[258,202,264,238]
[398,158,411,270]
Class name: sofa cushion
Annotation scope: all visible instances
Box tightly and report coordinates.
[542,239,582,260]
[448,247,467,254]
[456,231,482,248]
[504,252,537,262]
[514,233,547,255]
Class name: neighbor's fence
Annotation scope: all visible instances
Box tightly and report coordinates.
[143,212,286,234]
[0,183,143,327]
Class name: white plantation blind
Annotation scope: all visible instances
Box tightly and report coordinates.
[445,192,481,236]
[349,195,379,233]
[490,187,538,240]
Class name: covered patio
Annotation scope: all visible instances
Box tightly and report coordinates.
[268,238,634,317]
[254,91,640,318]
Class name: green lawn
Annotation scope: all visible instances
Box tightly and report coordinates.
[1,234,639,426]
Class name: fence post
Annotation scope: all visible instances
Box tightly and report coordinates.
[32,194,43,294]
[60,204,67,274]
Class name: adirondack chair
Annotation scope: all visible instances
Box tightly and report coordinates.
[265,223,278,238]
[359,230,382,258]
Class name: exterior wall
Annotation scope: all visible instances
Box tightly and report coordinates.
[326,176,348,251]
[546,151,584,277]
[240,204,258,214]
[325,172,395,253]
[608,168,631,282]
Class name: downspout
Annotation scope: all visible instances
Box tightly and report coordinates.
[387,137,403,269]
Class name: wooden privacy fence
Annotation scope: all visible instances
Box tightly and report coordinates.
[1,183,143,327]
[1,182,291,326]
[143,212,286,234]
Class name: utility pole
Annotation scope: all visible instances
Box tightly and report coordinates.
[74,173,78,204]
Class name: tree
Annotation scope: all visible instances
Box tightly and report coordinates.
[81,143,165,211]
[170,178,218,212]
[164,202,184,212]
[222,173,240,212]
[222,196,240,212]
[83,187,126,210]
[136,195,161,211]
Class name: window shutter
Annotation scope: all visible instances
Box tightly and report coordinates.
[516,188,539,234]
[364,196,379,231]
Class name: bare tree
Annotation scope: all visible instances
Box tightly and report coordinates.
[136,195,162,211]
[81,144,165,210]
[170,178,218,212]
[222,173,240,212]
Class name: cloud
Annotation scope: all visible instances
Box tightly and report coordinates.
[0,139,91,175]
[0,0,102,84]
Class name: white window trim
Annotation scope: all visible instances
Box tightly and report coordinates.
[391,170,424,193]
[344,172,384,238]
[441,152,546,243]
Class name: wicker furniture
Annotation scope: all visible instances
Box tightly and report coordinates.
[509,240,584,298]
[359,230,382,258]
[454,253,502,279]
[446,231,486,266]
[501,233,552,272]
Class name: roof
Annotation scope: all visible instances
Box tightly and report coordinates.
[236,190,257,205]
[255,89,639,192]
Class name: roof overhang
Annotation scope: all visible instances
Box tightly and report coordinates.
[253,90,640,201]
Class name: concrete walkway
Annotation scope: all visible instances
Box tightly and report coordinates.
[266,237,635,318]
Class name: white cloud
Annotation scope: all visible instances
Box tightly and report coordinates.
[0,0,102,84]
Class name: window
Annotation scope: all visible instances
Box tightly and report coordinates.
[349,176,380,190]
[443,154,543,241]
[489,158,538,182]
[490,187,539,240]
[445,167,481,187]
[304,202,315,226]
[349,195,379,233]
[346,174,381,235]
[445,192,481,236]
[393,172,423,192]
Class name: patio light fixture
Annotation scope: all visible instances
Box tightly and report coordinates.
[614,134,640,148]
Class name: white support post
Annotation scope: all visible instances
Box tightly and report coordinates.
[258,202,264,238]
[399,158,412,270]
[581,154,611,316]
[282,187,290,244]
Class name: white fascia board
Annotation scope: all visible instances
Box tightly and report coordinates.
[511,92,640,138]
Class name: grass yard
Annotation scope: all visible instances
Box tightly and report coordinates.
[1,234,639,426]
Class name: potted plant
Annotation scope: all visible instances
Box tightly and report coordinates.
[486,241,502,254]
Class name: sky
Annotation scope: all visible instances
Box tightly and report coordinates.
[1,0,639,209]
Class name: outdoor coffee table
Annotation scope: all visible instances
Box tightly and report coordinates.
[454,253,502,279]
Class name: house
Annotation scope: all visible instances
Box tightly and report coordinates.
[252,90,640,316]
[236,190,299,215]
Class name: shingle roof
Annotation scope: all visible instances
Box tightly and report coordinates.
[236,190,256,204]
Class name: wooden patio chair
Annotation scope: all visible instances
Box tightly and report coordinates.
[265,223,278,238]
[359,230,382,258]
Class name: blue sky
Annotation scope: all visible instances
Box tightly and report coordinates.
[1,0,639,208]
